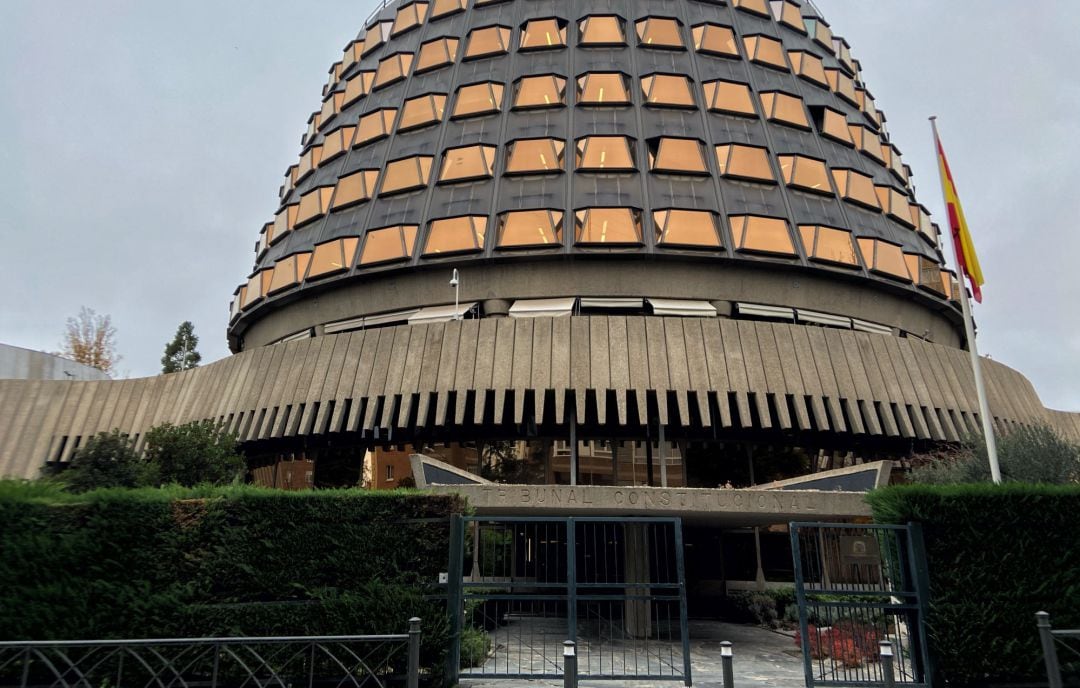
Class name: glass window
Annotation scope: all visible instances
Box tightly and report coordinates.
[887,145,909,184]
[715,144,774,183]
[579,16,626,46]
[804,18,834,51]
[577,72,631,106]
[702,79,756,116]
[295,186,335,227]
[380,156,434,196]
[856,88,881,126]
[834,38,855,71]
[506,138,565,175]
[230,286,246,320]
[849,124,885,163]
[439,145,497,183]
[415,37,459,73]
[910,204,938,245]
[692,23,738,58]
[321,126,355,162]
[343,70,375,106]
[360,21,392,57]
[307,237,360,280]
[770,1,805,31]
[270,204,298,245]
[825,68,858,104]
[399,93,446,132]
[636,18,684,50]
[858,238,910,281]
[424,216,488,255]
[743,35,788,71]
[268,252,312,295]
[575,208,643,245]
[730,215,796,255]
[513,75,566,109]
[296,144,324,180]
[332,169,380,209]
[341,41,361,71]
[355,108,397,147]
[319,92,344,128]
[817,107,853,145]
[242,269,274,309]
[392,2,428,36]
[576,136,635,172]
[521,18,566,50]
[650,137,708,175]
[798,225,858,267]
[832,169,881,210]
[641,74,695,108]
[373,53,414,89]
[778,155,831,195]
[453,82,504,118]
[430,0,465,20]
[464,26,512,60]
[788,51,828,87]
[360,225,419,265]
[497,210,563,248]
[876,186,915,226]
[654,209,722,248]
[733,0,770,17]
[760,91,809,129]
[258,222,272,256]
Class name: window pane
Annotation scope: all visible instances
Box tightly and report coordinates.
[575,208,643,245]
[858,238,909,280]
[355,109,397,146]
[778,155,831,195]
[770,0,805,31]
[716,144,774,182]
[333,169,379,209]
[733,0,770,16]
[703,79,756,116]
[577,72,631,105]
[789,51,828,87]
[743,35,788,70]
[453,82,504,117]
[360,225,419,265]
[513,75,566,109]
[343,71,375,106]
[416,37,459,73]
[642,74,695,108]
[308,237,360,279]
[875,186,914,226]
[242,270,272,309]
[431,0,465,20]
[826,68,858,104]
[295,186,334,227]
[439,145,497,183]
[381,156,434,195]
[850,124,886,163]
[654,209,721,248]
[506,138,565,174]
[819,108,853,145]
[521,18,566,50]
[730,215,796,255]
[636,18,684,49]
[832,169,880,210]
[268,252,312,294]
[424,216,487,255]
[579,16,625,45]
[760,91,809,128]
[271,204,298,245]
[360,21,391,56]
[465,26,511,59]
[322,126,355,162]
[497,210,563,248]
[374,53,414,89]
[297,145,324,180]
[399,94,446,131]
[651,137,708,174]
[392,2,428,36]
[798,225,857,267]
[576,136,635,171]
[692,23,738,57]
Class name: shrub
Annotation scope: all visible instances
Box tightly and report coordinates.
[911,424,1080,484]
[55,430,154,492]
[460,627,492,668]
[144,421,244,487]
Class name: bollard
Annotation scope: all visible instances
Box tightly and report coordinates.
[407,617,421,688]
[563,640,577,688]
[879,640,895,688]
[1036,611,1063,688]
[720,641,734,688]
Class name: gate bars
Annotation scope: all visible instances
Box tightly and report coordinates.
[447,516,691,685]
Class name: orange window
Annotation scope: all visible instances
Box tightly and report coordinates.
[360,225,419,265]
[453,82,504,118]
[520,18,566,50]
[832,169,881,210]
[760,91,809,128]
[575,208,643,245]
[380,156,434,196]
[464,26,511,59]
[321,126,355,162]
[271,204,299,245]
[296,144,324,181]
[849,124,886,163]
[650,138,708,174]
[798,225,858,267]
[577,72,631,105]
[392,2,429,36]
[641,74,695,108]
[743,35,788,70]
[424,216,488,255]
[360,21,392,56]
[430,0,465,20]
[702,79,756,116]
[770,0,805,31]
[876,186,914,226]
[307,237,360,279]
[513,75,566,109]
[257,222,272,257]
[788,51,828,87]
[230,286,246,320]
[242,269,274,309]
[415,37,459,73]
[888,145,909,183]
[343,70,375,106]
[579,16,626,46]
[295,186,335,227]
[730,215,796,255]
[715,144,774,182]
[268,252,312,295]
[439,145,497,183]
[778,155,831,195]
[805,18,834,51]
[733,0,770,17]
[505,138,565,175]
[826,68,858,104]
[692,23,738,58]
[373,53,414,89]
[856,89,881,125]
[654,209,722,248]
[912,256,947,295]
[636,18,684,49]
[576,136,635,172]
[332,169,380,210]
[497,210,563,248]
[819,108,853,145]
[399,94,447,132]
[354,109,397,147]
[858,238,910,281]
[319,92,344,128]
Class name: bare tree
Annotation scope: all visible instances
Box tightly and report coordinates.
[61,307,120,376]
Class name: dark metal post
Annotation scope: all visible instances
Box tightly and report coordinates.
[567,518,577,643]
[1036,612,1063,688]
[790,524,815,688]
[905,522,933,683]
[211,641,220,688]
[408,617,422,688]
[20,647,30,688]
[720,641,734,688]
[879,640,895,688]
[673,519,693,686]
[446,514,465,687]
[563,640,577,688]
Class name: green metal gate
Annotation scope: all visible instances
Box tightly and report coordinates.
[447,516,691,685]
[791,522,932,688]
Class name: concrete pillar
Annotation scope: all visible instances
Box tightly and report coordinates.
[624,524,653,639]
[483,299,511,318]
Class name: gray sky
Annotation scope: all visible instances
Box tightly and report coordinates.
[1,1,1077,410]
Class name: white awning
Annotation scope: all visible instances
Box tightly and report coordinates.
[409,302,477,324]
[323,316,366,335]
[735,302,795,320]
[579,297,645,310]
[852,318,893,335]
[364,309,420,327]
[796,309,852,328]
[647,298,717,317]
[509,297,576,318]
[278,328,313,343]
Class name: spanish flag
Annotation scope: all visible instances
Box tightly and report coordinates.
[933,125,985,302]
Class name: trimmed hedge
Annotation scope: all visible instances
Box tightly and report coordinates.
[867,483,1080,686]
[0,482,464,683]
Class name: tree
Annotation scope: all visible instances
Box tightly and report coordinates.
[911,424,1080,484]
[143,421,244,487]
[60,306,120,376]
[161,321,202,373]
[57,430,154,493]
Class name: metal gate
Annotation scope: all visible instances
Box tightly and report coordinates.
[447,516,691,685]
[791,522,932,688]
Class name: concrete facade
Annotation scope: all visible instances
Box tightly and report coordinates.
[0,344,108,382]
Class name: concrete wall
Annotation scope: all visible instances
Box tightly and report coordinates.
[0,343,108,382]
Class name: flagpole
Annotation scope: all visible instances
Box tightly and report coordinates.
[930,116,1002,484]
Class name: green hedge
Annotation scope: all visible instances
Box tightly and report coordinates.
[0,482,464,683]
[867,483,1080,686]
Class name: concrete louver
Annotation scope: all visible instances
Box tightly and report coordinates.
[0,315,1076,480]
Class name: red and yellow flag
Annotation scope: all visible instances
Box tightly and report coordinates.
[933,129,985,302]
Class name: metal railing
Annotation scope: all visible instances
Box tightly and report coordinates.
[0,619,421,688]
[1037,611,1080,688]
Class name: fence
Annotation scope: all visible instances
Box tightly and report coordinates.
[1037,611,1080,688]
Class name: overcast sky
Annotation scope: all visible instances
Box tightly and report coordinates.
[1,1,1077,410]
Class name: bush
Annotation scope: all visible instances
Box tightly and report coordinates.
[56,430,154,492]
[911,424,1080,484]
[867,483,1080,686]
[144,421,244,487]
[460,627,492,668]
[726,588,797,629]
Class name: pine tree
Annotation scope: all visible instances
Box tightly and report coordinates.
[161,321,202,373]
